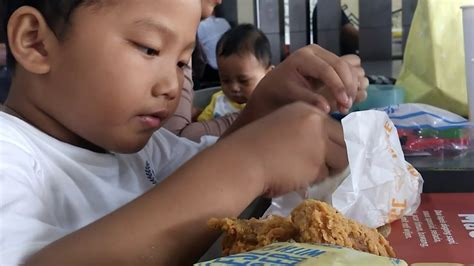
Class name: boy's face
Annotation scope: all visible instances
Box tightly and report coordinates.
[217,53,271,104]
[39,0,200,153]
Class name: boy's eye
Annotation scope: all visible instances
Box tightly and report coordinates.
[177,62,189,69]
[136,44,160,57]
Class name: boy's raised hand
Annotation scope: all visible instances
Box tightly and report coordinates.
[221,45,363,191]
[315,54,369,112]
[242,45,368,121]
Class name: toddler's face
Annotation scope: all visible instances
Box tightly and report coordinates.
[217,54,271,104]
[45,0,200,153]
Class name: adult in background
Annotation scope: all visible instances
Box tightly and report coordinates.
[312,5,359,55]
[197,9,231,85]
[162,0,239,142]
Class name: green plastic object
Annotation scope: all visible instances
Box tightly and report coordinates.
[418,128,465,139]
[352,84,405,111]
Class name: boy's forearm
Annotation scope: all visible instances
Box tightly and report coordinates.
[220,104,260,139]
[181,113,239,142]
[26,140,264,266]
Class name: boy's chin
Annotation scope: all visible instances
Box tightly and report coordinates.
[105,136,151,154]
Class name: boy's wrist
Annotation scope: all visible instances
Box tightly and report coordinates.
[220,101,263,139]
[212,130,267,197]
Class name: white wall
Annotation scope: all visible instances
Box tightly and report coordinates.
[237,0,255,24]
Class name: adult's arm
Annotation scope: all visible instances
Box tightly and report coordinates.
[162,66,238,142]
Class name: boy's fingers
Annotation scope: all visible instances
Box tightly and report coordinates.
[360,76,369,90]
[307,92,331,113]
[326,118,346,146]
[341,54,361,67]
[340,61,358,104]
[357,66,366,78]
[354,76,369,104]
[317,118,347,178]
[316,165,330,181]
[308,47,356,107]
[294,48,349,106]
[342,54,367,103]
[349,66,359,100]
[325,138,348,173]
[355,89,368,103]
[313,49,357,105]
[290,84,331,113]
[325,119,348,171]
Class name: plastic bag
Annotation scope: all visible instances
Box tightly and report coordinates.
[376,103,474,156]
[396,0,473,116]
[196,242,408,266]
[265,111,424,229]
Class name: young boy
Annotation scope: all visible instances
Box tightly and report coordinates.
[0,0,367,265]
[197,24,273,121]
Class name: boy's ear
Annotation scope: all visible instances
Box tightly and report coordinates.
[7,6,58,74]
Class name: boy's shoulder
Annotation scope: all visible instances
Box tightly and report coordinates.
[0,111,39,153]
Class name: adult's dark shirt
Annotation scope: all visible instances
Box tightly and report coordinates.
[312,5,357,55]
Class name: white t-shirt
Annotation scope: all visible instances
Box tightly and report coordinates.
[198,16,231,69]
[0,112,216,265]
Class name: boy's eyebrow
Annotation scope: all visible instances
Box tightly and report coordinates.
[132,18,195,50]
[133,18,173,37]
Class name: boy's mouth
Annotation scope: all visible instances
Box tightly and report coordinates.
[138,111,168,129]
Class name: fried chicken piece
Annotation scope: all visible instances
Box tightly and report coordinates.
[209,200,396,258]
[290,200,396,257]
[208,215,298,255]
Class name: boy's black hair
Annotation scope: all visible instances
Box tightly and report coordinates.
[216,23,272,68]
[2,0,98,70]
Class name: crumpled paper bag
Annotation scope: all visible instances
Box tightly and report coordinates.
[265,110,424,228]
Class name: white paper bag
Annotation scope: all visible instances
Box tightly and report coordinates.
[265,110,424,228]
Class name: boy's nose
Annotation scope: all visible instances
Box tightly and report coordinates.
[151,68,180,100]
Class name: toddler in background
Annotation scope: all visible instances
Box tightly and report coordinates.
[198,24,273,121]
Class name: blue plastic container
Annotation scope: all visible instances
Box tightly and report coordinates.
[351,84,405,111]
